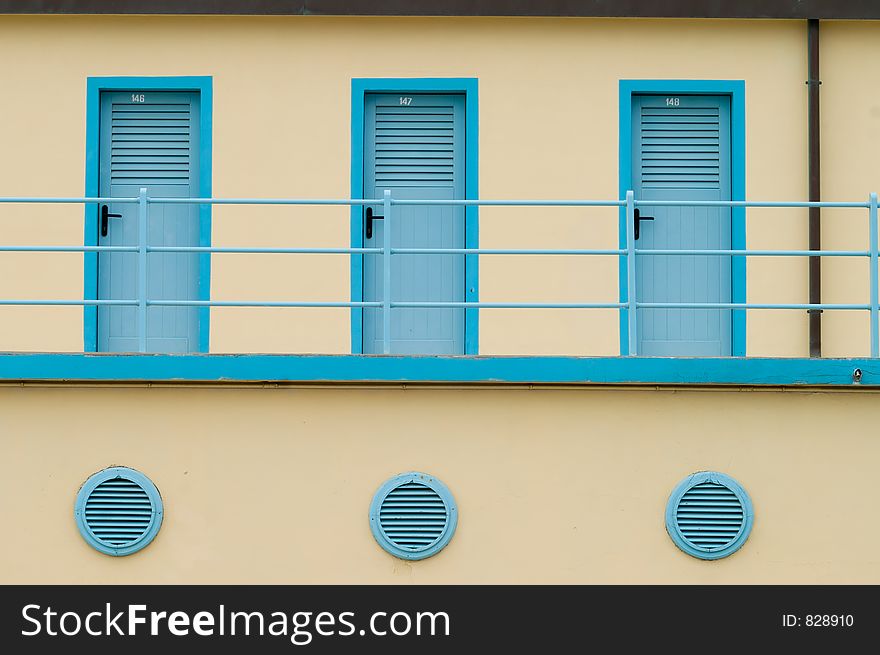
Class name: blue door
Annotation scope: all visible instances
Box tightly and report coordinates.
[633,95,732,356]
[362,93,465,354]
[97,91,200,352]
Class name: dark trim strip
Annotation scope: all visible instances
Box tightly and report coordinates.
[2,1,880,20]
[808,19,822,357]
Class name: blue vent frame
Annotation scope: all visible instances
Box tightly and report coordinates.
[74,466,164,557]
[665,471,754,561]
[369,472,458,561]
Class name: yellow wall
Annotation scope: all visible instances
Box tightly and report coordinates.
[1,383,878,584]
[0,16,876,356]
[818,21,880,357]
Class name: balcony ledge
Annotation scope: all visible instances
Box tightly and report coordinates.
[0,353,875,387]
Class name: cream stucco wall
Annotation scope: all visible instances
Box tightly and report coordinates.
[1,383,878,584]
[817,21,880,357]
[0,17,876,356]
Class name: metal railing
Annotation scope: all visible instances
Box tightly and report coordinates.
[1,188,878,356]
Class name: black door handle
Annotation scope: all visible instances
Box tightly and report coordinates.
[634,208,654,240]
[365,207,384,240]
[100,205,123,237]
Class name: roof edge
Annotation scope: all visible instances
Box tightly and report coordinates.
[1,1,879,21]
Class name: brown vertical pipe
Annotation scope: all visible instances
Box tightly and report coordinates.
[808,18,822,357]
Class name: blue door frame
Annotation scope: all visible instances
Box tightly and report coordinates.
[350,78,479,355]
[618,80,746,356]
[83,76,213,353]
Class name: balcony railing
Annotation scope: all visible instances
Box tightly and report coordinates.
[1,189,879,357]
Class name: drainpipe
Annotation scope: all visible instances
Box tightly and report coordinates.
[808,18,822,357]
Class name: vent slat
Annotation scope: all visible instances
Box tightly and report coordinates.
[376,122,454,130]
[642,115,720,124]
[642,146,720,153]
[88,495,151,500]
[642,107,719,115]
[680,499,741,511]
[678,501,742,507]
[86,507,152,512]
[376,105,453,112]
[86,503,152,508]
[377,116,454,124]
[376,164,453,172]
[112,148,190,154]
[112,118,190,126]
[376,146,454,153]
[112,115,189,122]
[376,136,453,145]
[376,158,453,165]
[681,531,741,537]
[110,162,189,171]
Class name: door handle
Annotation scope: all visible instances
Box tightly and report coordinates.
[100,204,123,237]
[634,207,654,240]
[365,207,384,240]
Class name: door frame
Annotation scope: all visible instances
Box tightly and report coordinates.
[618,79,746,356]
[83,76,213,353]
[350,78,479,355]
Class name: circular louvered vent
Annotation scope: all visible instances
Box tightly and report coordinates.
[665,472,753,560]
[74,467,163,557]
[369,472,457,561]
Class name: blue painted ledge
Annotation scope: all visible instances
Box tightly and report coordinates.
[0,353,876,386]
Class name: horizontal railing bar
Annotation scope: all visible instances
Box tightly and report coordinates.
[0,246,866,257]
[149,198,379,206]
[2,299,866,311]
[148,247,383,254]
[0,197,871,209]
[0,246,139,253]
[0,197,873,208]
[0,299,137,306]
[391,302,624,309]
[634,249,869,257]
[638,302,870,310]
[391,199,625,207]
[392,248,626,256]
[147,300,382,308]
[0,197,138,204]
[634,200,868,208]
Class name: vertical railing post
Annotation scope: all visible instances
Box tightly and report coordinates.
[870,192,879,358]
[382,189,392,354]
[137,187,148,353]
[626,190,638,356]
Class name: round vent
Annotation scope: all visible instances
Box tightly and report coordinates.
[665,471,753,560]
[74,467,164,557]
[369,472,458,561]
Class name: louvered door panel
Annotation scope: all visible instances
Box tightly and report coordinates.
[640,105,721,188]
[97,91,200,353]
[110,102,192,185]
[362,94,465,354]
[633,95,732,356]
